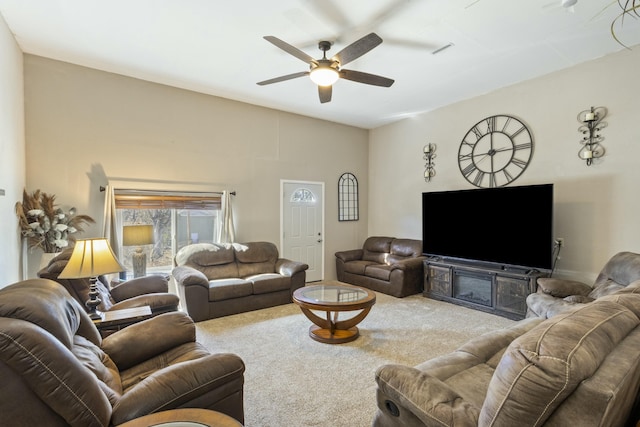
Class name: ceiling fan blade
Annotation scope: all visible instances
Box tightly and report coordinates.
[332,32,383,66]
[340,69,394,87]
[257,71,309,86]
[318,85,332,103]
[263,36,317,64]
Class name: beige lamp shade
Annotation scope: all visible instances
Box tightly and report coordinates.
[123,225,155,246]
[58,238,125,278]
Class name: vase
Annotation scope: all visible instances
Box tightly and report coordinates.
[39,252,60,270]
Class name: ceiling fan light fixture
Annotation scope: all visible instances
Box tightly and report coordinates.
[310,66,339,86]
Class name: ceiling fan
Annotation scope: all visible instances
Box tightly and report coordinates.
[257,32,394,104]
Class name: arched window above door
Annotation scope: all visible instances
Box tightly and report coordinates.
[291,188,316,203]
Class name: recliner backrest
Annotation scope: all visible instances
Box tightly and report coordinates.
[590,251,640,299]
[0,279,114,426]
[37,248,115,311]
[481,297,640,425]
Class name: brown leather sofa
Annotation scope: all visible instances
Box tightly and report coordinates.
[526,251,640,318]
[374,282,640,426]
[38,247,180,316]
[172,242,308,322]
[335,236,426,297]
[0,278,245,426]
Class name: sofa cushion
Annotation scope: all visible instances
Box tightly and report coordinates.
[186,245,235,267]
[365,265,392,281]
[362,236,393,263]
[249,274,291,294]
[344,260,379,275]
[208,279,253,301]
[480,300,640,426]
[72,335,122,396]
[597,293,640,318]
[588,279,625,299]
[237,242,278,277]
[389,239,422,258]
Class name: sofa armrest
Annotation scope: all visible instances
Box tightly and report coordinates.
[276,259,309,276]
[109,293,180,313]
[111,352,245,425]
[537,277,591,298]
[102,312,195,370]
[110,275,169,301]
[375,364,479,426]
[389,257,426,271]
[335,249,364,262]
[172,265,210,288]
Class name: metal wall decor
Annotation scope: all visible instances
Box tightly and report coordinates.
[577,106,607,166]
[423,143,437,182]
[458,115,533,188]
[338,173,359,221]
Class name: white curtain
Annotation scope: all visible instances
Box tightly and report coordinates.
[102,185,121,259]
[216,191,236,243]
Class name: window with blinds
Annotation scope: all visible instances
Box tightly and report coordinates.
[114,190,221,209]
[115,190,221,276]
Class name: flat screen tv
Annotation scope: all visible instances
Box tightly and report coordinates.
[422,183,553,270]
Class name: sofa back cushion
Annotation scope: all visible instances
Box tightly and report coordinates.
[480,299,640,426]
[387,239,422,264]
[177,244,239,280]
[362,237,394,263]
[237,242,278,277]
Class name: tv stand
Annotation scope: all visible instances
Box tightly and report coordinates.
[423,257,549,320]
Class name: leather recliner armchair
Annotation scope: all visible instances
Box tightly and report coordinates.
[0,278,246,426]
[38,247,180,316]
[526,251,640,318]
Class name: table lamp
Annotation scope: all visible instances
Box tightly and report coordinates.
[123,224,154,278]
[58,238,125,320]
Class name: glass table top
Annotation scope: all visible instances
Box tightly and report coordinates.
[297,284,370,304]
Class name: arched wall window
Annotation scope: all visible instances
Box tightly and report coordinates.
[338,173,359,221]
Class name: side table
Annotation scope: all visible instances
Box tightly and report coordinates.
[115,408,243,427]
[93,306,153,333]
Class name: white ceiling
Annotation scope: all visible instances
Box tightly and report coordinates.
[0,0,638,129]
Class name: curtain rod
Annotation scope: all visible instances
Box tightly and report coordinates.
[99,186,236,196]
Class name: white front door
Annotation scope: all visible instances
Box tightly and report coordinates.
[281,181,324,282]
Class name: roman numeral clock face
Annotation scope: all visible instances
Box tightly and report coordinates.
[458,115,533,188]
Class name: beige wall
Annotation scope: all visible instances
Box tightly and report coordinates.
[6,33,639,285]
[0,13,25,286]
[369,47,640,282]
[22,55,369,279]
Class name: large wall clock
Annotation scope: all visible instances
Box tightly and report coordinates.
[457,114,533,188]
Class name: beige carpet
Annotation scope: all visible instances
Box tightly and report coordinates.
[194,288,515,427]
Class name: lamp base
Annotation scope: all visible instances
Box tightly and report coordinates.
[132,247,147,278]
[86,277,103,320]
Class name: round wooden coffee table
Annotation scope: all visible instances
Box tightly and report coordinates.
[293,283,376,344]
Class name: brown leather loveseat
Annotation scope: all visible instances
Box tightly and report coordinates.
[172,242,308,321]
[0,278,245,426]
[335,236,426,297]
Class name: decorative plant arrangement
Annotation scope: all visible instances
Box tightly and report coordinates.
[15,189,95,253]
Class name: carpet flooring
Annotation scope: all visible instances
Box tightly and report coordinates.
[194,288,515,427]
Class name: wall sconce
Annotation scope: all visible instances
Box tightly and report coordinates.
[577,106,607,166]
[423,143,437,182]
